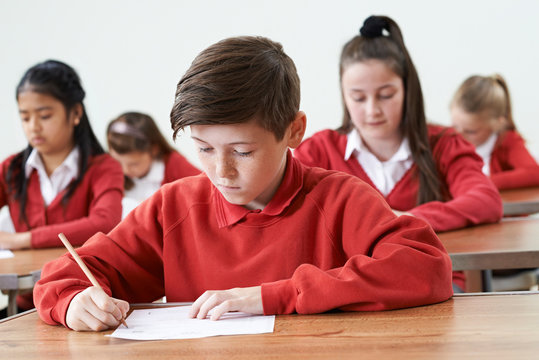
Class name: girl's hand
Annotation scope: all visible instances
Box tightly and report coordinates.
[66,287,129,331]
[189,286,263,321]
[0,231,31,250]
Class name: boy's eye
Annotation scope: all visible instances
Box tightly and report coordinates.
[198,147,213,153]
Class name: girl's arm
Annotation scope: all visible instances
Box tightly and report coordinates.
[410,133,503,232]
[30,156,123,248]
[490,132,539,190]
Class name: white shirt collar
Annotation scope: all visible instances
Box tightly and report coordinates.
[345,128,413,196]
[475,133,498,160]
[24,147,80,205]
[475,133,498,175]
[345,128,412,163]
[124,159,165,203]
[25,147,80,178]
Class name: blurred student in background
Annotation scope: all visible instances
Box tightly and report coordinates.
[294,16,502,291]
[0,59,123,310]
[107,112,199,217]
[450,74,539,190]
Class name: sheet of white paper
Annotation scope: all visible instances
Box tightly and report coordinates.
[0,249,14,259]
[108,306,275,340]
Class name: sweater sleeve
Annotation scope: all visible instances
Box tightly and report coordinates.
[261,175,453,315]
[34,189,167,326]
[30,156,124,248]
[409,132,503,232]
[490,132,539,190]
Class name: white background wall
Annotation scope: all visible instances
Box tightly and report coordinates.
[1,0,538,168]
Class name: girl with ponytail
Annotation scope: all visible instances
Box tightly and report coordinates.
[451,74,539,189]
[294,16,502,231]
[0,60,124,252]
[295,15,503,291]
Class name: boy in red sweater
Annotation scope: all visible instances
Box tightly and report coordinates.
[34,36,453,331]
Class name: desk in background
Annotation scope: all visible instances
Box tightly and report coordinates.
[501,186,539,216]
[439,217,539,291]
[440,217,539,271]
[0,248,66,316]
[1,293,538,358]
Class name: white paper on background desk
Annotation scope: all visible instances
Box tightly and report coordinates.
[108,306,275,340]
[0,249,14,259]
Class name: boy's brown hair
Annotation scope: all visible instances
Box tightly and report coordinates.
[170,36,300,141]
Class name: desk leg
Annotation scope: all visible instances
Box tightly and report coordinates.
[7,289,17,316]
[481,270,493,292]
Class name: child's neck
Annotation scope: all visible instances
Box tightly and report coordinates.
[39,145,76,177]
[362,135,403,162]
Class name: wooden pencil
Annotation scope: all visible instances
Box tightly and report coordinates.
[57,233,128,328]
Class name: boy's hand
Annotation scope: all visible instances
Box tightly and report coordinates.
[189,286,263,320]
[66,287,129,331]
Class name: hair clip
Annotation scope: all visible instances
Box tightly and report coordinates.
[360,16,388,38]
[109,121,147,140]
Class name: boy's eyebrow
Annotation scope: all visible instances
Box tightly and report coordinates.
[191,136,255,145]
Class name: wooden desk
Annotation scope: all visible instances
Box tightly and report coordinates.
[1,293,538,358]
[439,217,539,271]
[501,187,539,216]
[439,217,539,291]
[0,248,66,316]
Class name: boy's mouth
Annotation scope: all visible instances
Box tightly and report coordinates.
[218,184,240,191]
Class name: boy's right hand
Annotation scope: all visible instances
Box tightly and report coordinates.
[66,287,129,331]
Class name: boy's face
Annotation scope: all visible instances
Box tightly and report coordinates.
[191,115,304,210]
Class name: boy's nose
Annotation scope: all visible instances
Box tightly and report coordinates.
[216,156,236,179]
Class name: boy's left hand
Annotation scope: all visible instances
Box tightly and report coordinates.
[189,286,263,320]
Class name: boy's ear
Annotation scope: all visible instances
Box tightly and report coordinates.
[287,111,307,149]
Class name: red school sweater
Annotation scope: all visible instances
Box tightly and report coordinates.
[162,151,200,184]
[0,153,124,248]
[34,152,453,327]
[489,130,539,190]
[293,125,503,232]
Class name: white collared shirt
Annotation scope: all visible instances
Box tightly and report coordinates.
[474,133,498,176]
[345,129,414,196]
[124,159,165,203]
[25,147,80,206]
[122,160,165,218]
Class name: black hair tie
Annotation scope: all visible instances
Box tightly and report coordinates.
[360,16,387,38]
